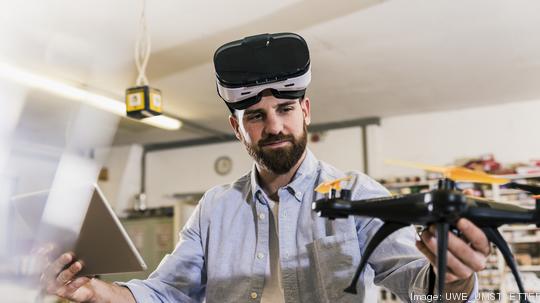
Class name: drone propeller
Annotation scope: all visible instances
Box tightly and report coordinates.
[385,160,509,184]
[315,177,352,194]
[386,159,540,200]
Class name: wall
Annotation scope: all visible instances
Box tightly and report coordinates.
[368,99,540,178]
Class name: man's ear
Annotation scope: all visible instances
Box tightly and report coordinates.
[300,97,311,125]
[229,114,242,141]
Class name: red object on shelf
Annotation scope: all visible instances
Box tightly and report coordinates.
[463,154,501,173]
[530,159,540,167]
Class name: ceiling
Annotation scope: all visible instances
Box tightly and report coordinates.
[3,0,540,146]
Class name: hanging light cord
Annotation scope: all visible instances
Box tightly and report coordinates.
[135,0,151,86]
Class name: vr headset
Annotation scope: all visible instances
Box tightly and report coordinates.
[214,32,311,111]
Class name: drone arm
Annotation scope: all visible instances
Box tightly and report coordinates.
[435,223,450,303]
[507,182,540,195]
[481,227,530,303]
[344,221,409,294]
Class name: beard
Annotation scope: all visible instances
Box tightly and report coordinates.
[244,123,308,175]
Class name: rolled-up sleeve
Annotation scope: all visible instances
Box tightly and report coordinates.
[118,197,207,303]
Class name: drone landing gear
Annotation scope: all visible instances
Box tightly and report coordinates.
[482,227,530,303]
[344,221,408,294]
[435,223,450,303]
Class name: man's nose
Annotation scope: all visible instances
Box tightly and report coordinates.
[264,112,284,135]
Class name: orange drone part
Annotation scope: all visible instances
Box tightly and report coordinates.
[315,177,352,194]
[446,167,509,184]
[385,159,510,184]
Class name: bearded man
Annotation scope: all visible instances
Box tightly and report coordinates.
[45,33,489,303]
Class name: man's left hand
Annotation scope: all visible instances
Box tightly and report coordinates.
[416,218,490,287]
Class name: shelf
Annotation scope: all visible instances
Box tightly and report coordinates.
[500,224,539,231]
[516,265,540,272]
[507,236,540,243]
[487,188,529,195]
[502,265,540,272]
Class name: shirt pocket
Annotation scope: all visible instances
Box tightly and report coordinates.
[306,232,361,303]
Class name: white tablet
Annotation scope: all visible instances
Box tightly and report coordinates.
[75,185,147,276]
[12,185,147,276]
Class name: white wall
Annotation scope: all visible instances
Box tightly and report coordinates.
[309,127,364,172]
[146,141,250,207]
[369,99,540,178]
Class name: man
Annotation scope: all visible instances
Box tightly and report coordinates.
[44,33,489,302]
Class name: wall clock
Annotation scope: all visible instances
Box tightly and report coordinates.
[214,156,233,175]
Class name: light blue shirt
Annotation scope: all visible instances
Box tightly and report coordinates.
[121,149,477,302]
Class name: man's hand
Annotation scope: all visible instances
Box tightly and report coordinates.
[415,218,490,291]
[41,252,135,303]
[41,252,96,302]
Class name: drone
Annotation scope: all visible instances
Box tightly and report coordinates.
[312,160,540,303]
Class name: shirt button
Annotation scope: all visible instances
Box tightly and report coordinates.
[285,252,290,258]
[251,292,258,299]
[258,213,265,220]
[257,252,265,259]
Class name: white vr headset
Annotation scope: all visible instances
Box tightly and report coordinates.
[213,32,311,111]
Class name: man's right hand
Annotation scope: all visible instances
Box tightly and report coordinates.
[41,252,136,303]
[41,252,96,302]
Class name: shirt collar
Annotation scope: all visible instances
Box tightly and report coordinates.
[249,148,319,204]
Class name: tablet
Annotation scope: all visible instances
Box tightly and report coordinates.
[12,185,147,276]
[75,185,147,276]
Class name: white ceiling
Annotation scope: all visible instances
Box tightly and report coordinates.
[3,0,540,146]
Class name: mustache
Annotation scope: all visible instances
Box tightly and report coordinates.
[258,133,295,147]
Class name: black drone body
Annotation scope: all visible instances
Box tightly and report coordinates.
[312,178,540,303]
